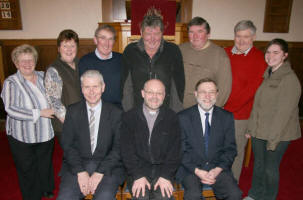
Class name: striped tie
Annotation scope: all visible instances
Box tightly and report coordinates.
[89,108,95,153]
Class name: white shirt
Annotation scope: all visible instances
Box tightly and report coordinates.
[95,48,112,60]
[231,45,252,56]
[198,105,214,136]
[86,100,102,153]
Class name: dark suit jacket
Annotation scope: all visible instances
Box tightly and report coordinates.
[176,105,237,182]
[61,100,125,181]
[120,105,182,181]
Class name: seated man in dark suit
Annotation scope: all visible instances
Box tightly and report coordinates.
[176,78,242,200]
[121,79,182,200]
[57,70,125,199]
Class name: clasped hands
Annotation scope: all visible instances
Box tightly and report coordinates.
[77,171,104,196]
[195,167,223,185]
[132,177,173,198]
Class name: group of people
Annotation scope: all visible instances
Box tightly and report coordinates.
[1,8,301,200]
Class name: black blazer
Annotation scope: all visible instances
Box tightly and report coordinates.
[61,100,125,180]
[120,105,182,181]
[176,105,237,182]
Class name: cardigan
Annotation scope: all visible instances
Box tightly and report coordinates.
[44,57,82,132]
[1,71,54,143]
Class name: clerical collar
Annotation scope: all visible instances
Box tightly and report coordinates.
[231,45,252,56]
[95,49,112,60]
[143,103,159,115]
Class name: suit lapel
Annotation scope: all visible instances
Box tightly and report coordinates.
[79,101,92,154]
[191,105,205,156]
[208,106,219,158]
[94,101,109,154]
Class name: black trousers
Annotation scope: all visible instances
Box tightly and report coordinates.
[182,171,242,200]
[8,136,55,200]
[57,161,122,200]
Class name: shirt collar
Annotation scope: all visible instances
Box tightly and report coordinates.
[86,100,102,112]
[231,45,252,56]
[198,104,214,116]
[95,49,112,60]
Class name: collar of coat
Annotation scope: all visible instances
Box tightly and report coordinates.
[264,61,293,79]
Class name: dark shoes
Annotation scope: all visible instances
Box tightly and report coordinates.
[42,192,54,198]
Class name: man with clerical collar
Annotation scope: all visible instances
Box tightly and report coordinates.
[57,70,124,199]
[224,20,267,180]
[176,78,242,200]
[180,17,232,109]
[121,79,182,200]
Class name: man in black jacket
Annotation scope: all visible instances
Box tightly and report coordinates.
[121,79,182,200]
[121,8,185,112]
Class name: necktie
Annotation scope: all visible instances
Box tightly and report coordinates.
[204,112,210,155]
[89,108,96,153]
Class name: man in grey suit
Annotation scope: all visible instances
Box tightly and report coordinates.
[176,78,241,200]
[57,70,124,199]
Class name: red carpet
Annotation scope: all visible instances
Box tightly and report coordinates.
[0,131,302,200]
[238,133,303,200]
[0,132,62,200]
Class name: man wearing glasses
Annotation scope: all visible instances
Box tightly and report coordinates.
[176,78,241,200]
[121,79,182,200]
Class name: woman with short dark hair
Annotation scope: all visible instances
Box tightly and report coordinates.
[44,29,82,144]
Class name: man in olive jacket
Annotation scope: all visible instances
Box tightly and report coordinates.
[121,79,182,200]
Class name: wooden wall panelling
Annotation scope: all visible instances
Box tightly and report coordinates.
[0,39,95,79]
[0,37,302,115]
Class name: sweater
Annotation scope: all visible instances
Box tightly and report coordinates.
[224,46,267,120]
[180,41,232,108]
[79,51,122,107]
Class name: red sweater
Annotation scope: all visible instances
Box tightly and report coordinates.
[224,46,267,119]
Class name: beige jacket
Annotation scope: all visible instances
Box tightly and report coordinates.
[247,62,301,150]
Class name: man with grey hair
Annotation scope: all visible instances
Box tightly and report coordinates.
[121,8,185,112]
[181,16,232,109]
[79,24,122,108]
[57,70,125,199]
[224,20,267,180]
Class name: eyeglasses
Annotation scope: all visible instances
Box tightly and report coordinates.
[197,90,217,96]
[144,90,164,96]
